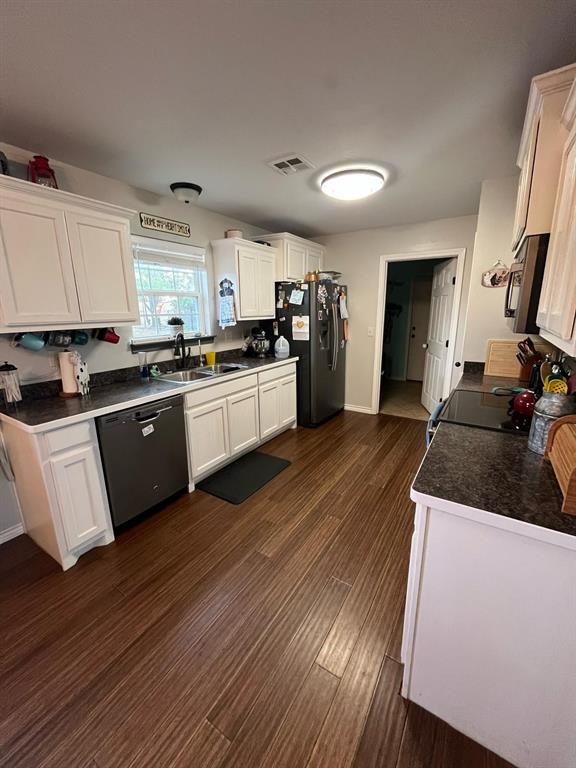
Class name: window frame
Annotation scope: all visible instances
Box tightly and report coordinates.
[131,235,210,343]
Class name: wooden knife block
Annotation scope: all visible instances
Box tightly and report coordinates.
[545,415,576,516]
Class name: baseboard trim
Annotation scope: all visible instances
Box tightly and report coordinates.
[0,523,24,545]
[344,404,378,415]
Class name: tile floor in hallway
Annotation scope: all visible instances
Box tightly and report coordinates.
[379,380,430,421]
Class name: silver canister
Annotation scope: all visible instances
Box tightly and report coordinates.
[527,392,576,454]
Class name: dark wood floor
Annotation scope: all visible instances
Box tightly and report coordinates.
[0,411,515,768]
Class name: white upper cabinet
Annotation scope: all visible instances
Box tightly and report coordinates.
[511,64,576,252]
[236,246,260,317]
[0,176,138,331]
[537,81,576,355]
[286,240,307,280]
[212,237,277,320]
[0,197,81,326]
[306,245,323,274]
[66,211,138,323]
[256,250,277,317]
[252,233,325,281]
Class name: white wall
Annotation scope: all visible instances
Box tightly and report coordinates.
[463,175,529,361]
[0,142,266,384]
[318,215,478,412]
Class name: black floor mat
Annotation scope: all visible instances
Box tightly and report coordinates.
[196,451,291,504]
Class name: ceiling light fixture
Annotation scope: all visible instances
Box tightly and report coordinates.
[320,169,386,201]
[170,182,203,204]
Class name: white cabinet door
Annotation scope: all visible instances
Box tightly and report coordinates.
[286,241,306,280]
[306,246,323,274]
[278,374,297,426]
[50,444,109,550]
[228,387,259,456]
[66,211,139,323]
[187,398,230,477]
[537,127,576,349]
[511,118,539,251]
[237,247,259,318]
[259,381,281,438]
[0,197,81,326]
[257,251,276,317]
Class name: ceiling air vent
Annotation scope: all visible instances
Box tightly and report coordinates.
[268,155,315,176]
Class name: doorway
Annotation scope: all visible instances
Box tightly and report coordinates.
[373,249,465,418]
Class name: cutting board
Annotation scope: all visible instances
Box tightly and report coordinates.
[484,339,555,378]
[545,416,576,515]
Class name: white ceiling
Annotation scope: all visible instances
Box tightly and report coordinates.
[1,1,575,236]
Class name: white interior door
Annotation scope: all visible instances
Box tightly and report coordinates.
[406,278,433,381]
[421,259,456,413]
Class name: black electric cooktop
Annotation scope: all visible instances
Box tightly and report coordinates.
[437,389,529,434]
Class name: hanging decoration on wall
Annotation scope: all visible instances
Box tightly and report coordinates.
[481,259,510,287]
[139,212,190,238]
[218,278,237,329]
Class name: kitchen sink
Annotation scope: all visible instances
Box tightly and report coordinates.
[196,364,249,375]
[158,363,249,383]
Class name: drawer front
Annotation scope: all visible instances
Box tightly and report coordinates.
[185,373,258,409]
[258,362,297,385]
[45,420,94,454]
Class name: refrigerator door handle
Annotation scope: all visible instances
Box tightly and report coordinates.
[332,302,339,372]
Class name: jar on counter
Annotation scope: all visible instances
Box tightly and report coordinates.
[527,392,576,455]
[0,362,22,404]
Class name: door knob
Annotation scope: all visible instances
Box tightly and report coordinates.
[422,343,429,349]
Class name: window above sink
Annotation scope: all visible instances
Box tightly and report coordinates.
[131,236,210,342]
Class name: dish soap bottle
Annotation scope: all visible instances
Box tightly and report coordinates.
[274,336,290,359]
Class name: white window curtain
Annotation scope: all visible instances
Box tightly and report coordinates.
[131,235,210,341]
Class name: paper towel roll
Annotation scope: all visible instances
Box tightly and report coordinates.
[58,351,78,394]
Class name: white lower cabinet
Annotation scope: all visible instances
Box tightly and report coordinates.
[259,380,281,438]
[186,398,230,477]
[402,502,576,768]
[259,373,296,438]
[185,362,297,483]
[1,418,114,570]
[228,387,259,456]
[279,374,297,426]
[50,443,110,550]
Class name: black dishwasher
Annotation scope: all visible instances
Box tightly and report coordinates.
[96,395,188,527]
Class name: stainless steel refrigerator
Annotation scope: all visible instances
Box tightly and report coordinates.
[270,280,346,427]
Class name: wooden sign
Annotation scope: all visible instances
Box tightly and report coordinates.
[139,212,190,238]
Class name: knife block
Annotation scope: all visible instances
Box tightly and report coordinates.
[545,415,576,516]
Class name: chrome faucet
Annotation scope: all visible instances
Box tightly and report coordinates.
[196,335,204,367]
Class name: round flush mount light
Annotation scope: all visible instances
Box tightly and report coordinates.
[170,182,203,204]
[320,168,386,201]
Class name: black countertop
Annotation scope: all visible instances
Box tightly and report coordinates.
[412,422,575,538]
[456,371,526,393]
[0,355,297,429]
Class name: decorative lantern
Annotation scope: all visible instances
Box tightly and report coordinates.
[28,155,58,188]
